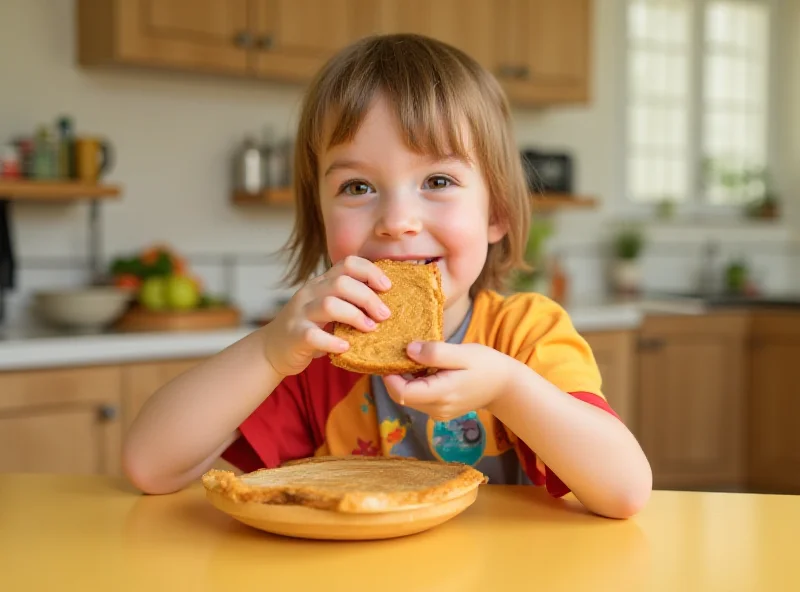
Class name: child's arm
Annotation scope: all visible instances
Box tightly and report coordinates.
[122,256,392,494]
[488,362,652,519]
[383,342,652,519]
[122,328,284,495]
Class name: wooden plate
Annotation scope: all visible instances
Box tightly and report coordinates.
[205,486,479,540]
[202,456,486,540]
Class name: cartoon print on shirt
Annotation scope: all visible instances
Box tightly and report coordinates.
[360,392,375,413]
[429,411,486,465]
[352,438,380,456]
[379,417,409,453]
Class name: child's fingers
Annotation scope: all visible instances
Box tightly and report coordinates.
[305,295,376,333]
[302,325,349,354]
[322,274,390,323]
[330,256,392,292]
[382,372,454,406]
[405,341,469,370]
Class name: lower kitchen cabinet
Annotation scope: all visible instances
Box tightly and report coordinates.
[748,312,800,494]
[0,366,122,476]
[637,312,750,492]
[582,330,636,430]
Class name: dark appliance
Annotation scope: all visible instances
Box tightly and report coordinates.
[520,149,574,194]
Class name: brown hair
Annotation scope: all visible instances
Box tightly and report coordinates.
[283,33,531,295]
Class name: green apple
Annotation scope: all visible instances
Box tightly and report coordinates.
[138,276,168,310]
[165,275,200,310]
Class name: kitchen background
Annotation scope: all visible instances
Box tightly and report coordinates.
[2,0,800,495]
[2,0,798,327]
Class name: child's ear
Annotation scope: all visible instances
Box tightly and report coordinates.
[487,220,508,245]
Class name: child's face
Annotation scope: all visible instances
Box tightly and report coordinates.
[318,95,506,330]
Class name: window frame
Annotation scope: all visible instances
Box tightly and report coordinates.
[616,0,781,219]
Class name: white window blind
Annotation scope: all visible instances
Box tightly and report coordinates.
[624,0,771,206]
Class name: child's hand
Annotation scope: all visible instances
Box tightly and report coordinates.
[263,256,392,376]
[382,342,516,420]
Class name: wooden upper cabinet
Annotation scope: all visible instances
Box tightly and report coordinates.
[493,0,592,104]
[373,0,495,67]
[77,0,593,105]
[252,0,375,81]
[637,313,749,492]
[0,366,122,476]
[78,0,251,75]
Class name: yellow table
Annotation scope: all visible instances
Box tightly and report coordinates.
[2,474,798,591]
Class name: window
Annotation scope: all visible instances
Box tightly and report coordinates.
[624,0,772,207]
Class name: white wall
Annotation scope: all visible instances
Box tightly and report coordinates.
[1,0,797,328]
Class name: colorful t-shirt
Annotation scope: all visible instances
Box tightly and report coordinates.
[221,290,618,497]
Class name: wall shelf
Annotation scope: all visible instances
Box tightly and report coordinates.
[531,194,598,211]
[0,180,121,201]
[232,188,293,206]
[231,188,598,211]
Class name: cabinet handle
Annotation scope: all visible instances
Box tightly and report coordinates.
[518,66,529,79]
[497,64,519,78]
[98,405,118,421]
[257,35,274,50]
[233,31,254,48]
[638,337,666,351]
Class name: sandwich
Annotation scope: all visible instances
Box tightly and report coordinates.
[329,259,444,375]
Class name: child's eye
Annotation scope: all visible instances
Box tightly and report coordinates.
[339,180,374,196]
[424,175,454,190]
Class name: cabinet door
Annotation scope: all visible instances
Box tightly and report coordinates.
[374,0,495,67]
[582,330,635,429]
[121,359,237,472]
[0,367,122,475]
[748,313,800,493]
[252,0,376,81]
[494,0,591,104]
[114,0,250,74]
[637,314,748,491]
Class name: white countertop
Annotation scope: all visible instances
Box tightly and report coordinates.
[0,325,255,371]
[0,300,646,371]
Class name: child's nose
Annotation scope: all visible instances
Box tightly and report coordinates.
[374,195,422,238]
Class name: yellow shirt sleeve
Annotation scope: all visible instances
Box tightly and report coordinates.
[467,291,604,399]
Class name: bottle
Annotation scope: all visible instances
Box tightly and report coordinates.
[549,253,569,305]
[32,125,56,179]
[0,144,21,179]
[261,126,288,188]
[234,135,265,194]
[697,240,719,296]
[56,116,75,179]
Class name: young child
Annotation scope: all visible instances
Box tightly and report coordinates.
[123,33,652,519]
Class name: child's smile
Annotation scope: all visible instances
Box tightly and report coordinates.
[318,95,506,338]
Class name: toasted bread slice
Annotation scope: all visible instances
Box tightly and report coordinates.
[202,456,487,513]
[329,259,444,375]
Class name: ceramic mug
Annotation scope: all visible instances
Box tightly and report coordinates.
[75,137,114,182]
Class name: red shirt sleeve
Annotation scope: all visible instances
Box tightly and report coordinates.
[515,391,620,498]
[220,357,360,472]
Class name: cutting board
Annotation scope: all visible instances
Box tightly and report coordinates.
[115,305,241,332]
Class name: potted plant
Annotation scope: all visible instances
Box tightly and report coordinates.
[510,218,553,293]
[611,225,645,295]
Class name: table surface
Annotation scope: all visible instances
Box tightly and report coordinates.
[2,474,799,591]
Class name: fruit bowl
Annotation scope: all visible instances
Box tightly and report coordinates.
[33,286,135,331]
